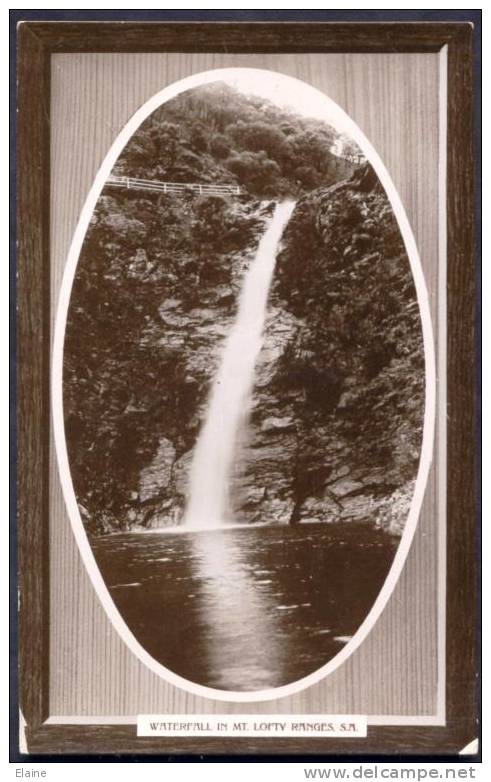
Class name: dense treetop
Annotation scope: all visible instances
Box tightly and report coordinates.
[114,82,359,198]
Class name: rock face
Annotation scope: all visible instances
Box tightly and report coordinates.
[204,162,424,532]
[238,163,425,532]
[64,192,273,534]
[64,153,424,537]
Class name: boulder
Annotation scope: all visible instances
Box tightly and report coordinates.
[298,495,342,523]
[329,476,364,498]
[260,416,295,433]
[254,494,294,525]
[127,248,151,278]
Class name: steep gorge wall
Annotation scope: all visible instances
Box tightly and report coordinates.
[129,165,424,536]
[65,81,378,536]
[65,164,424,537]
[234,164,425,534]
[64,191,272,534]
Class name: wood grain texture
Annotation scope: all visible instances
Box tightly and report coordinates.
[17,24,51,727]
[16,21,477,756]
[49,50,440,719]
[22,20,470,53]
[445,28,478,746]
[23,724,468,759]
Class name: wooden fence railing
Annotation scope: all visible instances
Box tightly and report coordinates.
[106,175,241,197]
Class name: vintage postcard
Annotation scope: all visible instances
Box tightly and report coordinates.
[15,20,478,758]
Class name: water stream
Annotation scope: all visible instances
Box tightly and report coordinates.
[184,201,296,530]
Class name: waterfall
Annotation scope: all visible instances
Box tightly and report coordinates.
[184,200,296,530]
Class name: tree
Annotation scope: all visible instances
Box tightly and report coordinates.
[287,129,336,175]
[189,124,209,153]
[225,121,289,163]
[210,133,231,159]
[224,150,282,197]
[293,165,321,190]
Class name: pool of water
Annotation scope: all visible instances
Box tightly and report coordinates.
[91,522,397,692]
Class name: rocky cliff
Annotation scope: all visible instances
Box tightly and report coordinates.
[234,164,425,535]
[64,190,275,534]
[131,164,425,536]
[63,83,424,538]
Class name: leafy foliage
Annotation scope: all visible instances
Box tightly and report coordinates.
[113,82,358,198]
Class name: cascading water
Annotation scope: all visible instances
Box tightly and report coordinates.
[184,200,296,530]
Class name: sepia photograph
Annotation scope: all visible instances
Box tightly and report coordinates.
[15,15,478,758]
[56,70,429,695]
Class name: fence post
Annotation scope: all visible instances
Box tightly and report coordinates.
[126,177,129,189]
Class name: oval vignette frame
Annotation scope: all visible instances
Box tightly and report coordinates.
[52,67,436,703]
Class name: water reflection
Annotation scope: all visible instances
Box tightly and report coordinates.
[92,523,397,691]
[190,529,287,690]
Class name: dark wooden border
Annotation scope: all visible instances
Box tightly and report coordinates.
[16,20,478,758]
